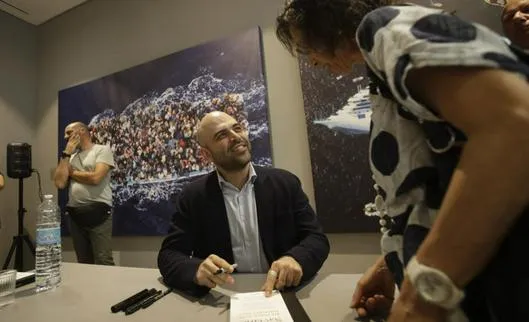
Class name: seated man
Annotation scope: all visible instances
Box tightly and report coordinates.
[158,111,329,297]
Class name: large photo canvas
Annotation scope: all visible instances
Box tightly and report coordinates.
[299,60,377,233]
[58,27,272,236]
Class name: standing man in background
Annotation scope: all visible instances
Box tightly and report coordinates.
[0,171,4,190]
[54,122,115,265]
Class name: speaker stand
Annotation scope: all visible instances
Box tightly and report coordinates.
[3,178,35,271]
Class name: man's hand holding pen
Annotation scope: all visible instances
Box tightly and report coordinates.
[194,254,237,288]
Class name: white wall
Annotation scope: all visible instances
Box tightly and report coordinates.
[35,0,314,268]
[0,10,37,271]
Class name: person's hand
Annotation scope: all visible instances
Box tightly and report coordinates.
[261,256,303,296]
[64,132,80,155]
[351,257,395,318]
[194,254,235,289]
[387,278,447,322]
[68,164,74,177]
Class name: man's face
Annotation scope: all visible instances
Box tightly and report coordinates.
[503,0,529,49]
[64,125,82,148]
[201,116,252,172]
[64,125,76,140]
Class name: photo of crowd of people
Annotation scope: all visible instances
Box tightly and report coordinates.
[58,28,272,236]
[90,92,248,185]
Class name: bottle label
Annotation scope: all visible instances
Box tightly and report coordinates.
[36,227,61,245]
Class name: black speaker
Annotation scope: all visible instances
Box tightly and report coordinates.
[7,143,32,179]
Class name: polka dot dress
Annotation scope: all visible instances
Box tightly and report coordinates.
[356,4,529,290]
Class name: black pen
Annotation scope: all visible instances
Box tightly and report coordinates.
[214,263,238,275]
[110,288,149,313]
[124,289,159,315]
[141,288,173,309]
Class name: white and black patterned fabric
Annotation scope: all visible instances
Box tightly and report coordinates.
[356,4,529,321]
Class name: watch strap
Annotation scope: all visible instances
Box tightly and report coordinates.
[406,256,465,310]
[61,151,71,159]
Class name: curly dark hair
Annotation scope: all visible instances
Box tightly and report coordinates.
[276,0,395,56]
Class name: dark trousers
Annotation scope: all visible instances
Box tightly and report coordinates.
[67,205,115,265]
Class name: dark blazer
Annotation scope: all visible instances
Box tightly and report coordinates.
[157,166,330,297]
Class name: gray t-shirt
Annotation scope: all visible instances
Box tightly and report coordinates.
[68,144,115,207]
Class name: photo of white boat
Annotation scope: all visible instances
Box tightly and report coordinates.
[313,78,371,135]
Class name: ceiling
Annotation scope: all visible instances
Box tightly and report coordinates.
[0,0,88,25]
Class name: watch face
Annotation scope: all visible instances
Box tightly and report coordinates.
[415,272,453,304]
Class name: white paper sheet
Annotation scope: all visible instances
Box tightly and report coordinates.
[230,291,293,322]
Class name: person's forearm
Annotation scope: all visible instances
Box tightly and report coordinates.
[70,170,99,185]
[54,159,70,189]
[159,249,202,284]
[284,232,330,280]
[157,241,208,296]
[415,126,529,288]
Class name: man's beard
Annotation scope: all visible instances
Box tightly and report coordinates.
[214,139,252,172]
[217,155,251,172]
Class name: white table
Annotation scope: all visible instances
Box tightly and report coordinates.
[0,262,376,322]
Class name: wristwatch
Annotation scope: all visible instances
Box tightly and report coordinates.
[61,151,71,159]
[406,256,465,310]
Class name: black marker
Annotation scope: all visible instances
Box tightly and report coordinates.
[121,288,156,314]
[124,289,159,315]
[141,288,173,309]
[110,288,149,313]
[213,263,238,275]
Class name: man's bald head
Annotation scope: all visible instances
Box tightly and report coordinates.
[503,0,526,15]
[64,121,90,142]
[196,111,251,172]
[505,0,525,6]
[196,111,236,147]
[66,122,89,132]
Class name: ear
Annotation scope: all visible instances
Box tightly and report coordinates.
[200,146,212,162]
[243,123,250,137]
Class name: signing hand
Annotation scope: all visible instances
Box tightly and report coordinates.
[261,256,303,296]
[194,254,235,289]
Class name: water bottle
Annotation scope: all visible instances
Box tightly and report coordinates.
[35,194,62,293]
